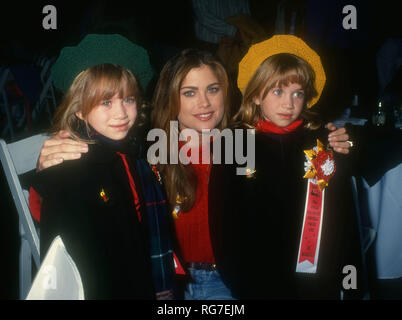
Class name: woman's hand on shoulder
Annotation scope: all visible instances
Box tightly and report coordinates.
[326,122,352,154]
[37,130,89,171]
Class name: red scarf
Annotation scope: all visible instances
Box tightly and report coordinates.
[255,118,303,134]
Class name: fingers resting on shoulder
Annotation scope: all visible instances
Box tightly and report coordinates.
[36,130,89,171]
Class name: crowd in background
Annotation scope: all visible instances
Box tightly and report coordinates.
[1,0,401,141]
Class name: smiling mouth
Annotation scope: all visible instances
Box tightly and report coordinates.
[194,112,214,121]
[110,123,129,131]
[278,113,292,119]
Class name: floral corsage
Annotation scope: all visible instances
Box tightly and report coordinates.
[303,139,336,190]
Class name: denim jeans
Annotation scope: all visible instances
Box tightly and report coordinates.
[184,269,236,300]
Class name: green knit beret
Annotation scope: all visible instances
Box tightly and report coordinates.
[51,34,154,93]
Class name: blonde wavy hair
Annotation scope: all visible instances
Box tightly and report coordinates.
[233,53,321,129]
[151,49,230,212]
[50,63,146,141]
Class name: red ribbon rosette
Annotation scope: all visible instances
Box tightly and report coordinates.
[303,140,336,190]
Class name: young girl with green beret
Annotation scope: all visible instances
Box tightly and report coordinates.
[30,34,175,299]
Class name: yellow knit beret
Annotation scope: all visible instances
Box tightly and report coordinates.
[237,35,326,108]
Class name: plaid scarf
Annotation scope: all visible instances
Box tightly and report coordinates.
[134,157,175,295]
[80,123,176,295]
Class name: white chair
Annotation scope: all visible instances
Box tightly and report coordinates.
[26,236,84,300]
[31,57,57,122]
[350,176,377,300]
[0,133,48,299]
[355,167,402,279]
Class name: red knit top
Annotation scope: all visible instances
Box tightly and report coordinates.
[173,143,215,264]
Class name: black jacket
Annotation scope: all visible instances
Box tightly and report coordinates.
[33,142,155,300]
[209,125,364,299]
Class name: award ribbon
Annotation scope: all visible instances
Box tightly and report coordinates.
[296,139,335,273]
[296,180,325,273]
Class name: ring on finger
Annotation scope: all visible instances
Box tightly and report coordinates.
[346,140,354,148]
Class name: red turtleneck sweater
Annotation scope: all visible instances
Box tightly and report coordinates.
[173,142,215,264]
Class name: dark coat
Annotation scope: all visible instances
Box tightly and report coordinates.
[209,125,364,300]
[33,142,155,300]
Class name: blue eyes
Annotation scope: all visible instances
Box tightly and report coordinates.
[293,91,304,99]
[100,97,135,106]
[272,89,304,98]
[183,91,195,97]
[101,100,112,107]
[182,86,220,97]
[123,97,136,104]
[208,87,220,93]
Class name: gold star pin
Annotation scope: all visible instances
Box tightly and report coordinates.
[100,188,109,202]
[245,168,256,178]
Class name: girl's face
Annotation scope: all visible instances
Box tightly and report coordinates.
[254,82,305,127]
[77,93,137,140]
[178,65,225,134]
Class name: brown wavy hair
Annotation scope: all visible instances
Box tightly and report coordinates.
[50,63,147,141]
[151,49,230,212]
[233,53,321,129]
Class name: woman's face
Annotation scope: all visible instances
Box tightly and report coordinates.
[178,65,225,134]
[77,93,137,140]
[254,82,305,127]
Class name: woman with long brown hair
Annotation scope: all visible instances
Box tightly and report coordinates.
[150,48,235,299]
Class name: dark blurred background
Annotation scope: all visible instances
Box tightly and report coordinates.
[1,0,401,299]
